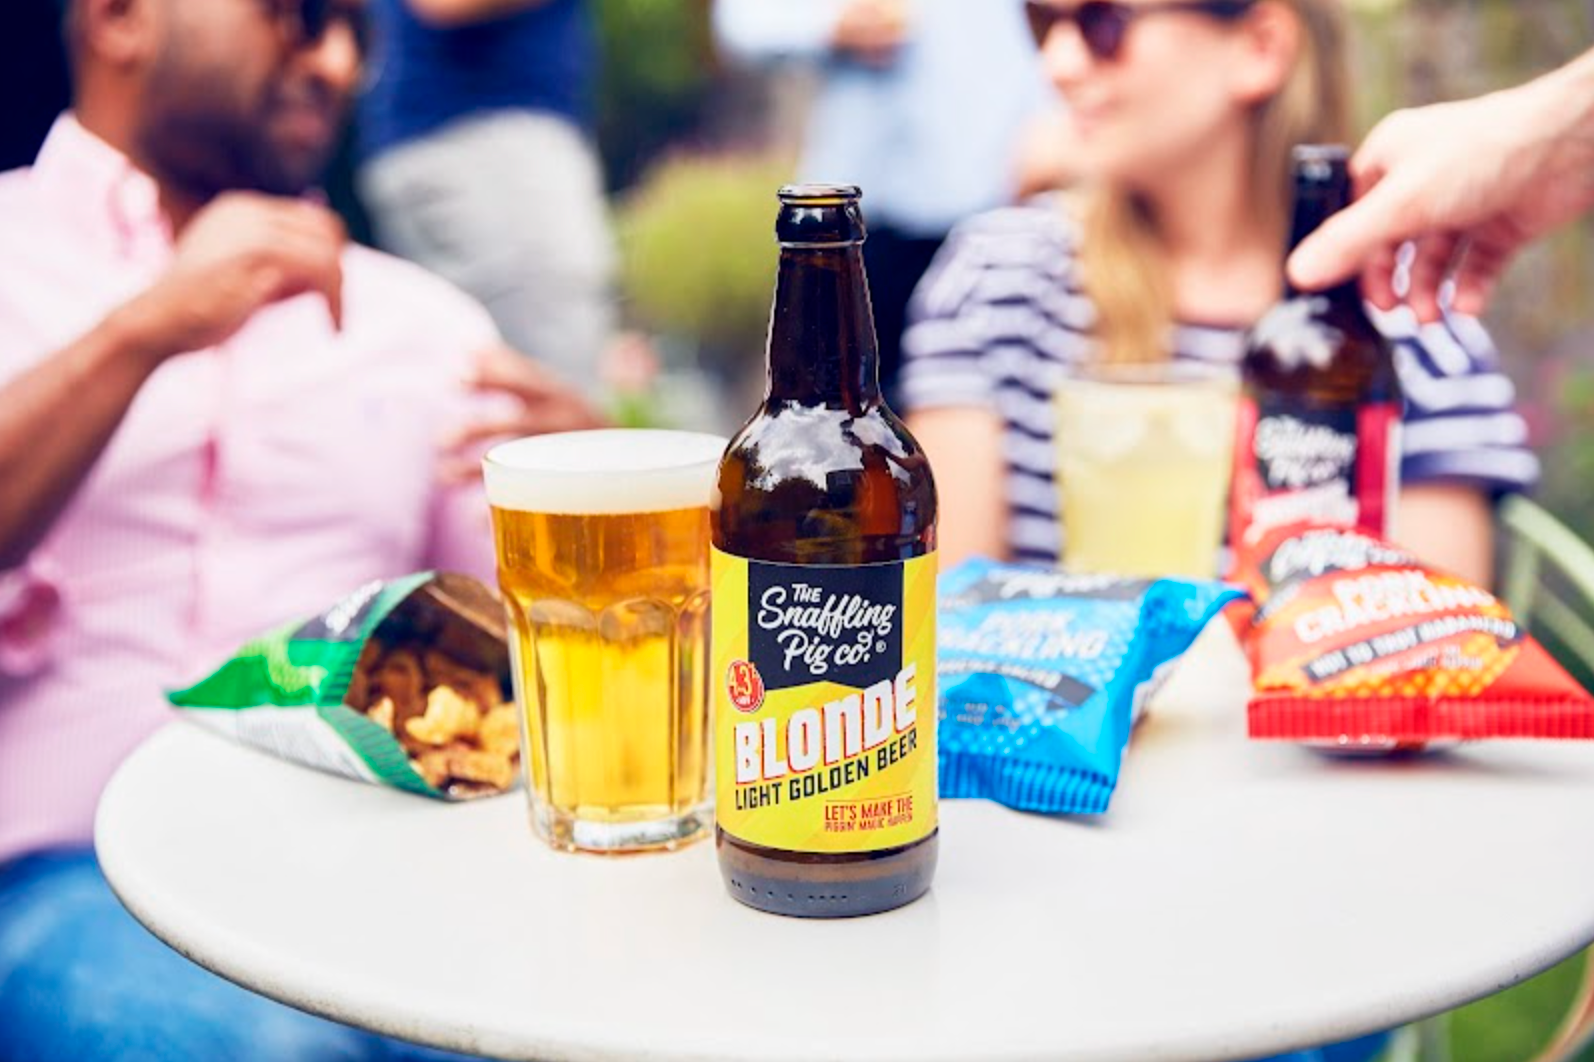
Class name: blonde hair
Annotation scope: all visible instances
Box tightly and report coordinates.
[1079,0,1352,364]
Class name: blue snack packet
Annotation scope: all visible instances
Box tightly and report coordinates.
[938,559,1241,814]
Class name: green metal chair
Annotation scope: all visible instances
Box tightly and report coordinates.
[1500,494,1594,1062]
[1500,495,1594,680]
[1404,496,1594,1062]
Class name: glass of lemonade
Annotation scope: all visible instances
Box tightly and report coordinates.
[483,429,727,854]
[1053,361,1239,579]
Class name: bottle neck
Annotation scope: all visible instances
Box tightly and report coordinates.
[1283,183,1363,306]
[765,242,882,409]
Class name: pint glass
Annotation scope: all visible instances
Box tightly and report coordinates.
[483,429,726,853]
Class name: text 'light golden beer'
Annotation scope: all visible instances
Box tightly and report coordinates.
[483,430,726,854]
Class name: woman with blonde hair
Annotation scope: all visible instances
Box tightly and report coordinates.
[900,0,1537,587]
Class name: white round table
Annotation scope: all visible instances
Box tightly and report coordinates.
[95,625,1594,1062]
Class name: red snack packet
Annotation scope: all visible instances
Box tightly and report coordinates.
[1237,522,1594,745]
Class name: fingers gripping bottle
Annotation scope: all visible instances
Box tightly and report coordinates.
[712,185,939,917]
[1233,145,1404,547]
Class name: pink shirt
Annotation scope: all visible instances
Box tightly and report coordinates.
[0,118,504,864]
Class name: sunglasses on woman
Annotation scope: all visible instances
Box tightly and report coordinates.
[1024,0,1257,61]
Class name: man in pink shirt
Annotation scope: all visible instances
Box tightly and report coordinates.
[0,0,594,1057]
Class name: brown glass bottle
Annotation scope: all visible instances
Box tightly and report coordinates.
[711,185,938,918]
[1232,145,1404,546]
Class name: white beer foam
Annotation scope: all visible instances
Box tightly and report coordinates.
[483,429,727,514]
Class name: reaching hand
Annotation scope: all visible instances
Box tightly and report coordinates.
[438,344,607,482]
[1286,54,1594,321]
[121,192,346,358]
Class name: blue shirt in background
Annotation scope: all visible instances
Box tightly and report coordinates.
[714,0,1055,238]
[358,0,596,163]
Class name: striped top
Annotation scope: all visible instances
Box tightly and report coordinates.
[899,200,1540,566]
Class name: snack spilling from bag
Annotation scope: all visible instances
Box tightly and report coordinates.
[168,572,520,798]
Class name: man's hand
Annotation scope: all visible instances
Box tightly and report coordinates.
[117,192,345,360]
[439,344,607,482]
[0,190,344,566]
[832,0,910,67]
[1287,53,1594,321]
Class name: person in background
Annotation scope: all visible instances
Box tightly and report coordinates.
[0,0,595,1058]
[712,0,1056,408]
[1287,45,1594,322]
[899,0,1537,595]
[356,0,615,397]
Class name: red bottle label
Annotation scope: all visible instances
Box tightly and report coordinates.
[1231,398,1401,548]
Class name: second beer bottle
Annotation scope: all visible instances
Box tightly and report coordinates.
[712,185,939,917]
[1232,144,1403,547]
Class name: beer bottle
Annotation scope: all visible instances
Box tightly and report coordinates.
[1232,144,1403,547]
[711,185,938,917]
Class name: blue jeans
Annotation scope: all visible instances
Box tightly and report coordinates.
[2,849,1390,1062]
[0,848,482,1062]
[1246,1034,1392,1062]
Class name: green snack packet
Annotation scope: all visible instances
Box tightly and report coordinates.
[167,572,517,800]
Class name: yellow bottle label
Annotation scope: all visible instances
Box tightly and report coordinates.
[712,549,937,853]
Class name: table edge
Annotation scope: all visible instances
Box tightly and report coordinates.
[93,723,1594,1062]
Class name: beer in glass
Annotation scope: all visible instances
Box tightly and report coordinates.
[483,429,726,853]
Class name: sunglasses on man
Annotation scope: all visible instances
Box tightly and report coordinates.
[262,0,371,56]
[1023,0,1256,61]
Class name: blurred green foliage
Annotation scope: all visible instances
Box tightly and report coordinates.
[594,0,715,193]
[614,150,790,374]
[1543,361,1594,564]
[1346,0,1594,548]
[1444,950,1588,1061]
